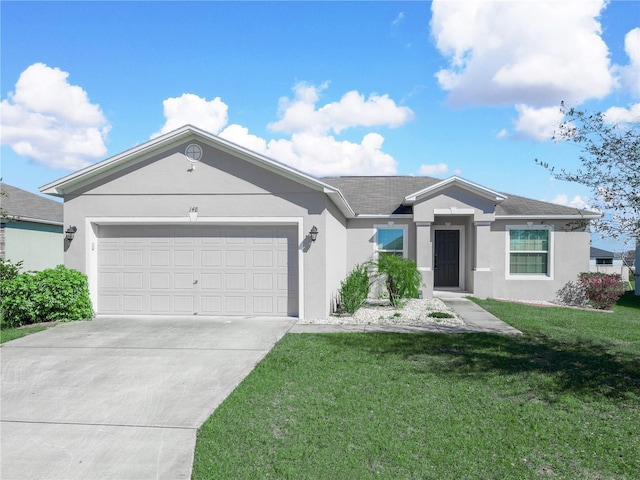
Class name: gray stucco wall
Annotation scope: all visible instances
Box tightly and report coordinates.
[489,219,591,301]
[61,139,344,319]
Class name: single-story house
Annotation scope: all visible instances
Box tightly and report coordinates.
[1,182,64,271]
[589,247,630,280]
[40,125,600,319]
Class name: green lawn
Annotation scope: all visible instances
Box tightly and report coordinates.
[0,325,49,344]
[193,293,640,479]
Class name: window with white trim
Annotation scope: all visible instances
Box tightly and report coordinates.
[508,227,551,276]
[374,224,408,258]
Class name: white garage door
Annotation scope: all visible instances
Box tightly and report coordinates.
[97,225,298,316]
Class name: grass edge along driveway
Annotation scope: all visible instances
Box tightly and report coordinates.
[193,292,639,480]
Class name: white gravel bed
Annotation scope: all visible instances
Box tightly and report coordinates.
[299,298,464,326]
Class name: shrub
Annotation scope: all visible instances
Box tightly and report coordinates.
[0,265,93,327]
[376,254,422,307]
[428,311,454,319]
[577,272,625,310]
[554,280,590,308]
[0,258,23,282]
[337,264,371,315]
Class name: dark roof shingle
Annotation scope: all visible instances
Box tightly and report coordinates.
[322,176,597,218]
[1,183,63,224]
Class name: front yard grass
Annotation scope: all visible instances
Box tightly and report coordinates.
[0,325,49,344]
[193,292,640,479]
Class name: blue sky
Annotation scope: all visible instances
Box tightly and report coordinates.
[1,1,638,251]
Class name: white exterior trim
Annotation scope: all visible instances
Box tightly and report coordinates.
[404,176,507,205]
[505,224,555,281]
[85,216,305,319]
[433,224,466,290]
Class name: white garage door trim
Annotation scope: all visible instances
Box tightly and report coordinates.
[86,217,305,318]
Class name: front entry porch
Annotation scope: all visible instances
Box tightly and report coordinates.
[415,216,494,300]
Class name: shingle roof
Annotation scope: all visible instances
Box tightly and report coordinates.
[321,176,598,218]
[590,247,615,258]
[1,183,63,224]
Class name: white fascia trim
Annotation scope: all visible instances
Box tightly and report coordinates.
[3,216,63,227]
[85,216,306,320]
[404,176,507,205]
[355,214,413,219]
[497,214,601,220]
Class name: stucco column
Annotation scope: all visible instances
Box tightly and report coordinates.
[415,222,433,298]
[473,221,494,298]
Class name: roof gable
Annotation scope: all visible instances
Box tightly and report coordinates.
[40,125,354,217]
[403,176,507,205]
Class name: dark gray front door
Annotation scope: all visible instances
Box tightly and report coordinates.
[434,230,460,287]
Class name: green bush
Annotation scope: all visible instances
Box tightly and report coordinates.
[337,263,371,315]
[376,254,422,307]
[0,258,23,282]
[1,265,93,327]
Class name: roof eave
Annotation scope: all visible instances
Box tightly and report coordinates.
[496,213,602,220]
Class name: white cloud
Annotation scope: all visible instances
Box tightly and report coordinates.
[616,28,640,97]
[268,82,414,135]
[513,104,565,142]
[431,0,614,107]
[549,194,591,210]
[392,12,405,26]
[604,103,640,124]
[158,83,405,176]
[219,124,268,153]
[0,63,110,170]
[418,163,448,175]
[152,93,228,138]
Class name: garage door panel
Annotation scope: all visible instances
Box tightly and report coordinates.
[225,250,246,267]
[98,225,298,316]
[174,273,195,289]
[123,272,143,289]
[226,297,245,312]
[201,273,221,290]
[254,273,274,290]
[201,250,221,266]
[123,296,143,312]
[253,250,273,267]
[150,250,170,266]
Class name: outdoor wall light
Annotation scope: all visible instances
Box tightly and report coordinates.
[309,225,319,242]
[65,225,77,241]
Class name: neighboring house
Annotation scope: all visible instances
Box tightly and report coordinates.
[1,182,64,271]
[589,247,629,280]
[40,126,600,319]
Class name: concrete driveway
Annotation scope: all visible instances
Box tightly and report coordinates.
[0,316,296,480]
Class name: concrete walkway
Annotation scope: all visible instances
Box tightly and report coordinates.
[290,297,521,335]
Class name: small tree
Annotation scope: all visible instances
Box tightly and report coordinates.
[376,254,422,307]
[536,104,639,295]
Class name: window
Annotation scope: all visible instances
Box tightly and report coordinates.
[595,258,613,265]
[508,228,550,275]
[375,225,407,258]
